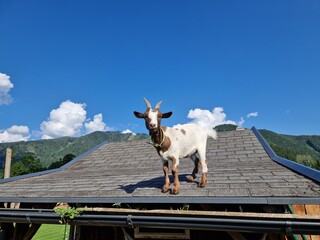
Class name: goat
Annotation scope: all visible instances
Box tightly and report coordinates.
[134,98,217,195]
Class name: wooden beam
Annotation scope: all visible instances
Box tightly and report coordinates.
[4,148,12,179]
[290,205,320,240]
[76,207,320,221]
[305,205,320,216]
[291,205,306,215]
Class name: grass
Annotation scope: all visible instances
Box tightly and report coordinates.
[32,224,70,240]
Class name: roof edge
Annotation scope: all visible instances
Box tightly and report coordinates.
[0,140,109,184]
[252,127,320,184]
[1,197,320,205]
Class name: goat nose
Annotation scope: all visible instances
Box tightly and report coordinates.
[150,123,156,128]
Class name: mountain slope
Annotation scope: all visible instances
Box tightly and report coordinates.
[259,129,320,170]
[0,131,148,168]
[1,127,319,172]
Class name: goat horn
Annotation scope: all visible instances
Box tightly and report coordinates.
[155,100,163,109]
[143,98,152,109]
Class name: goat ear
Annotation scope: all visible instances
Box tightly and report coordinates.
[162,112,172,118]
[134,111,145,118]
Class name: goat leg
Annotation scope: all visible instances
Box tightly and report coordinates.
[199,161,208,188]
[199,172,207,188]
[171,158,180,194]
[162,161,170,193]
[189,156,200,182]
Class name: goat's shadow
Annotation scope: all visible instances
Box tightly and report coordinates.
[118,174,192,194]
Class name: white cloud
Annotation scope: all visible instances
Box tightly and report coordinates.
[84,113,108,134]
[239,111,258,126]
[122,129,136,135]
[187,107,259,129]
[40,100,110,139]
[0,73,14,105]
[247,112,258,118]
[0,125,30,143]
[187,107,236,129]
[238,117,245,127]
[40,100,87,139]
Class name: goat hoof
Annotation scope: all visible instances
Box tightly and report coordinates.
[198,181,207,188]
[188,176,195,182]
[171,188,179,195]
[199,173,207,188]
[162,187,170,193]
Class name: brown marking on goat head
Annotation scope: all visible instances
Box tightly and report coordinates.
[181,129,186,135]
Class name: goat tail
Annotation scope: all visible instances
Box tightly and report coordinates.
[207,128,217,139]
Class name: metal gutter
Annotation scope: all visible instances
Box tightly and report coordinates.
[0,140,109,184]
[252,127,320,184]
[74,214,320,234]
[0,209,319,235]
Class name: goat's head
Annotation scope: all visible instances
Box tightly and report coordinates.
[134,98,172,132]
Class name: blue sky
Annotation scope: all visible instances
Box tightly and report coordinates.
[0,0,320,142]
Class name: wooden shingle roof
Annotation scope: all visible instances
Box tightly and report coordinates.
[0,128,319,204]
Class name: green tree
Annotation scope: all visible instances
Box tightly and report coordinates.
[215,124,237,132]
[10,154,43,177]
[296,155,320,170]
[270,144,297,161]
[22,154,43,173]
[11,161,28,176]
[48,153,76,170]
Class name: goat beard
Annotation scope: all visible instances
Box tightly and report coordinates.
[149,126,163,137]
[149,128,159,134]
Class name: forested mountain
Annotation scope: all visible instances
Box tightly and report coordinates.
[0,131,149,170]
[1,126,319,178]
[258,129,320,170]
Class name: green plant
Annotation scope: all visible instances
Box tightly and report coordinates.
[54,207,81,224]
[170,204,190,211]
[177,204,190,211]
[112,202,122,208]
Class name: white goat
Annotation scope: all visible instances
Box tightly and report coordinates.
[134,98,217,195]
